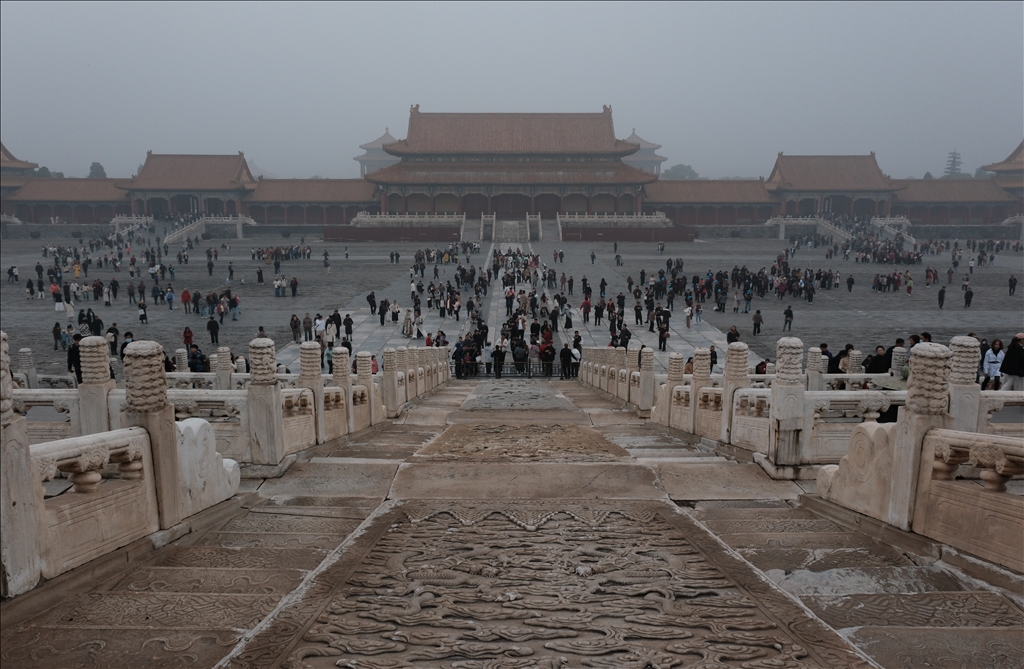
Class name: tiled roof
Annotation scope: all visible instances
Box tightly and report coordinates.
[366,160,657,186]
[982,140,1024,173]
[766,153,894,192]
[359,129,399,150]
[128,152,255,191]
[623,129,662,150]
[384,106,639,156]
[246,179,377,203]
[891,178,1017,204]
[645,179,777,204]
[1,142,38,171]
[7,178,130,202]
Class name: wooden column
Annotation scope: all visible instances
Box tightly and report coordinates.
[380,193,388,214]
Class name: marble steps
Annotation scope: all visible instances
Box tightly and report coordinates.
[694,503,1024,669]
[0,502,373,668]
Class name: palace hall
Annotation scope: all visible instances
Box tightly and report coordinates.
[2,107,1021,229]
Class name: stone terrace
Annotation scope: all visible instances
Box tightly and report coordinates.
[2,376,1021,668]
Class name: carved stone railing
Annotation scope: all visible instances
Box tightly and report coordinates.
[167,389,249,462]
[694,387,723,440]
[977,390,1024,436]
[12,389,81,443]
[929,429,1024,492]
[731,388,770,452]
[281,388,316,455]
[165,372,216,390]
[352,212,465,228]
[821,373,902,391]
[29,427,158,578]
[557,212,671,228]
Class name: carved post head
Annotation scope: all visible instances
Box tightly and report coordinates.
[693,348,711,380]
[640,348,654,371]
[775,337,805,386]
[1,331,12,426]
[216,346,234,373]
[857,390,890,422]
[949,336,981,386]
[847,350,863,374]
[332,347,351,384]
[667,353,684,382]
[17,348,33,374]
[907,343,952,415]
[806,346,824,374]
[123,340,167,413]
[234,356,246,373]
[80,336,110,385]
[299,341,321,378]
[725,342,749,381]
[175,348,188,372]
[356,351,372,382]
[627,347,640,370]
[890,347,907,375]
[396,346,408,371]
[382,347,397,372]
[248,338,277,386]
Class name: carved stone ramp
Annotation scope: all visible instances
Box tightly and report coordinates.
[691,501,1024,669]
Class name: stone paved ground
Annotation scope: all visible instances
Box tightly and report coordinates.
[2,378,1021,668]
[3,234,1022,376]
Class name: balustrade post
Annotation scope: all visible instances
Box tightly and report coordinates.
[637,348,655,417]
[768,338,806,469]
[690,348,713,433]
[805,346,825,391]
[396,346,409,404]
[948,336,981,432]
[299,341,326,443]
[122,340,181,529]
[247,338,286,465]
[1,331,41,596]
[18,348,37,389]
[720,342,750,444]
[331,347,353,434]
[357,352,378,425]
[894,343,953,531]
[215,346,234,390]
[615,346,629,401]
[175,348,188,373]
[382,348,400,419]
[890,346,907,377]
[77,336,112,435]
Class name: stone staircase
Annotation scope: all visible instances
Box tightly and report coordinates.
[0,495,376,666]
[691,500,1024,668]
[494,219,528,244]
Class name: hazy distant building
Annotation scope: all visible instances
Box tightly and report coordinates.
[620,129,667,175]
[354,129,401,177]
[1,142,37,199]
[1,125,1021,228]
[365,105,655,219]
[982,140,1024,199]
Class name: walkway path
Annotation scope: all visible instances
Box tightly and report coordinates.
[2,379,1020,668]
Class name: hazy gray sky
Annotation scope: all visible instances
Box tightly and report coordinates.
[2,2,1021,180]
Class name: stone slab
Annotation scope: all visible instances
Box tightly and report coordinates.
[845,626,1024,669]
[400,406,452,426]
[695,507,814,520]
[769,566,965,596]
[656,462,803,500]
[388,462,667,500]
[109,567,305,595]
[256,462,398,499]
[702,518,844,534]
[0,627,242,667]
[154,546,327,570]
[415,423,629,462]
[738,546,914,572]
[49,592,277,629]
[694,499,793,510]
[460,379,577,412]
[446,409,592,425]
[717,532,882,550]
[198,531,349,550]
[803,592,1024,629]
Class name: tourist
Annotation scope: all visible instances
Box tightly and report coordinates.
[207,316,220,344]
[999,334,1024,391]
[52,322,64,351]
[783,306,794,331]
[937,286,946,309]
[964,287,974,308]
[66,333,85,382]
[752,310,763,336]
[982,340,1004,390]
[183,326,193,347]
[289,314,301,343]
[727,326,741,344]
[138,300,148,324]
